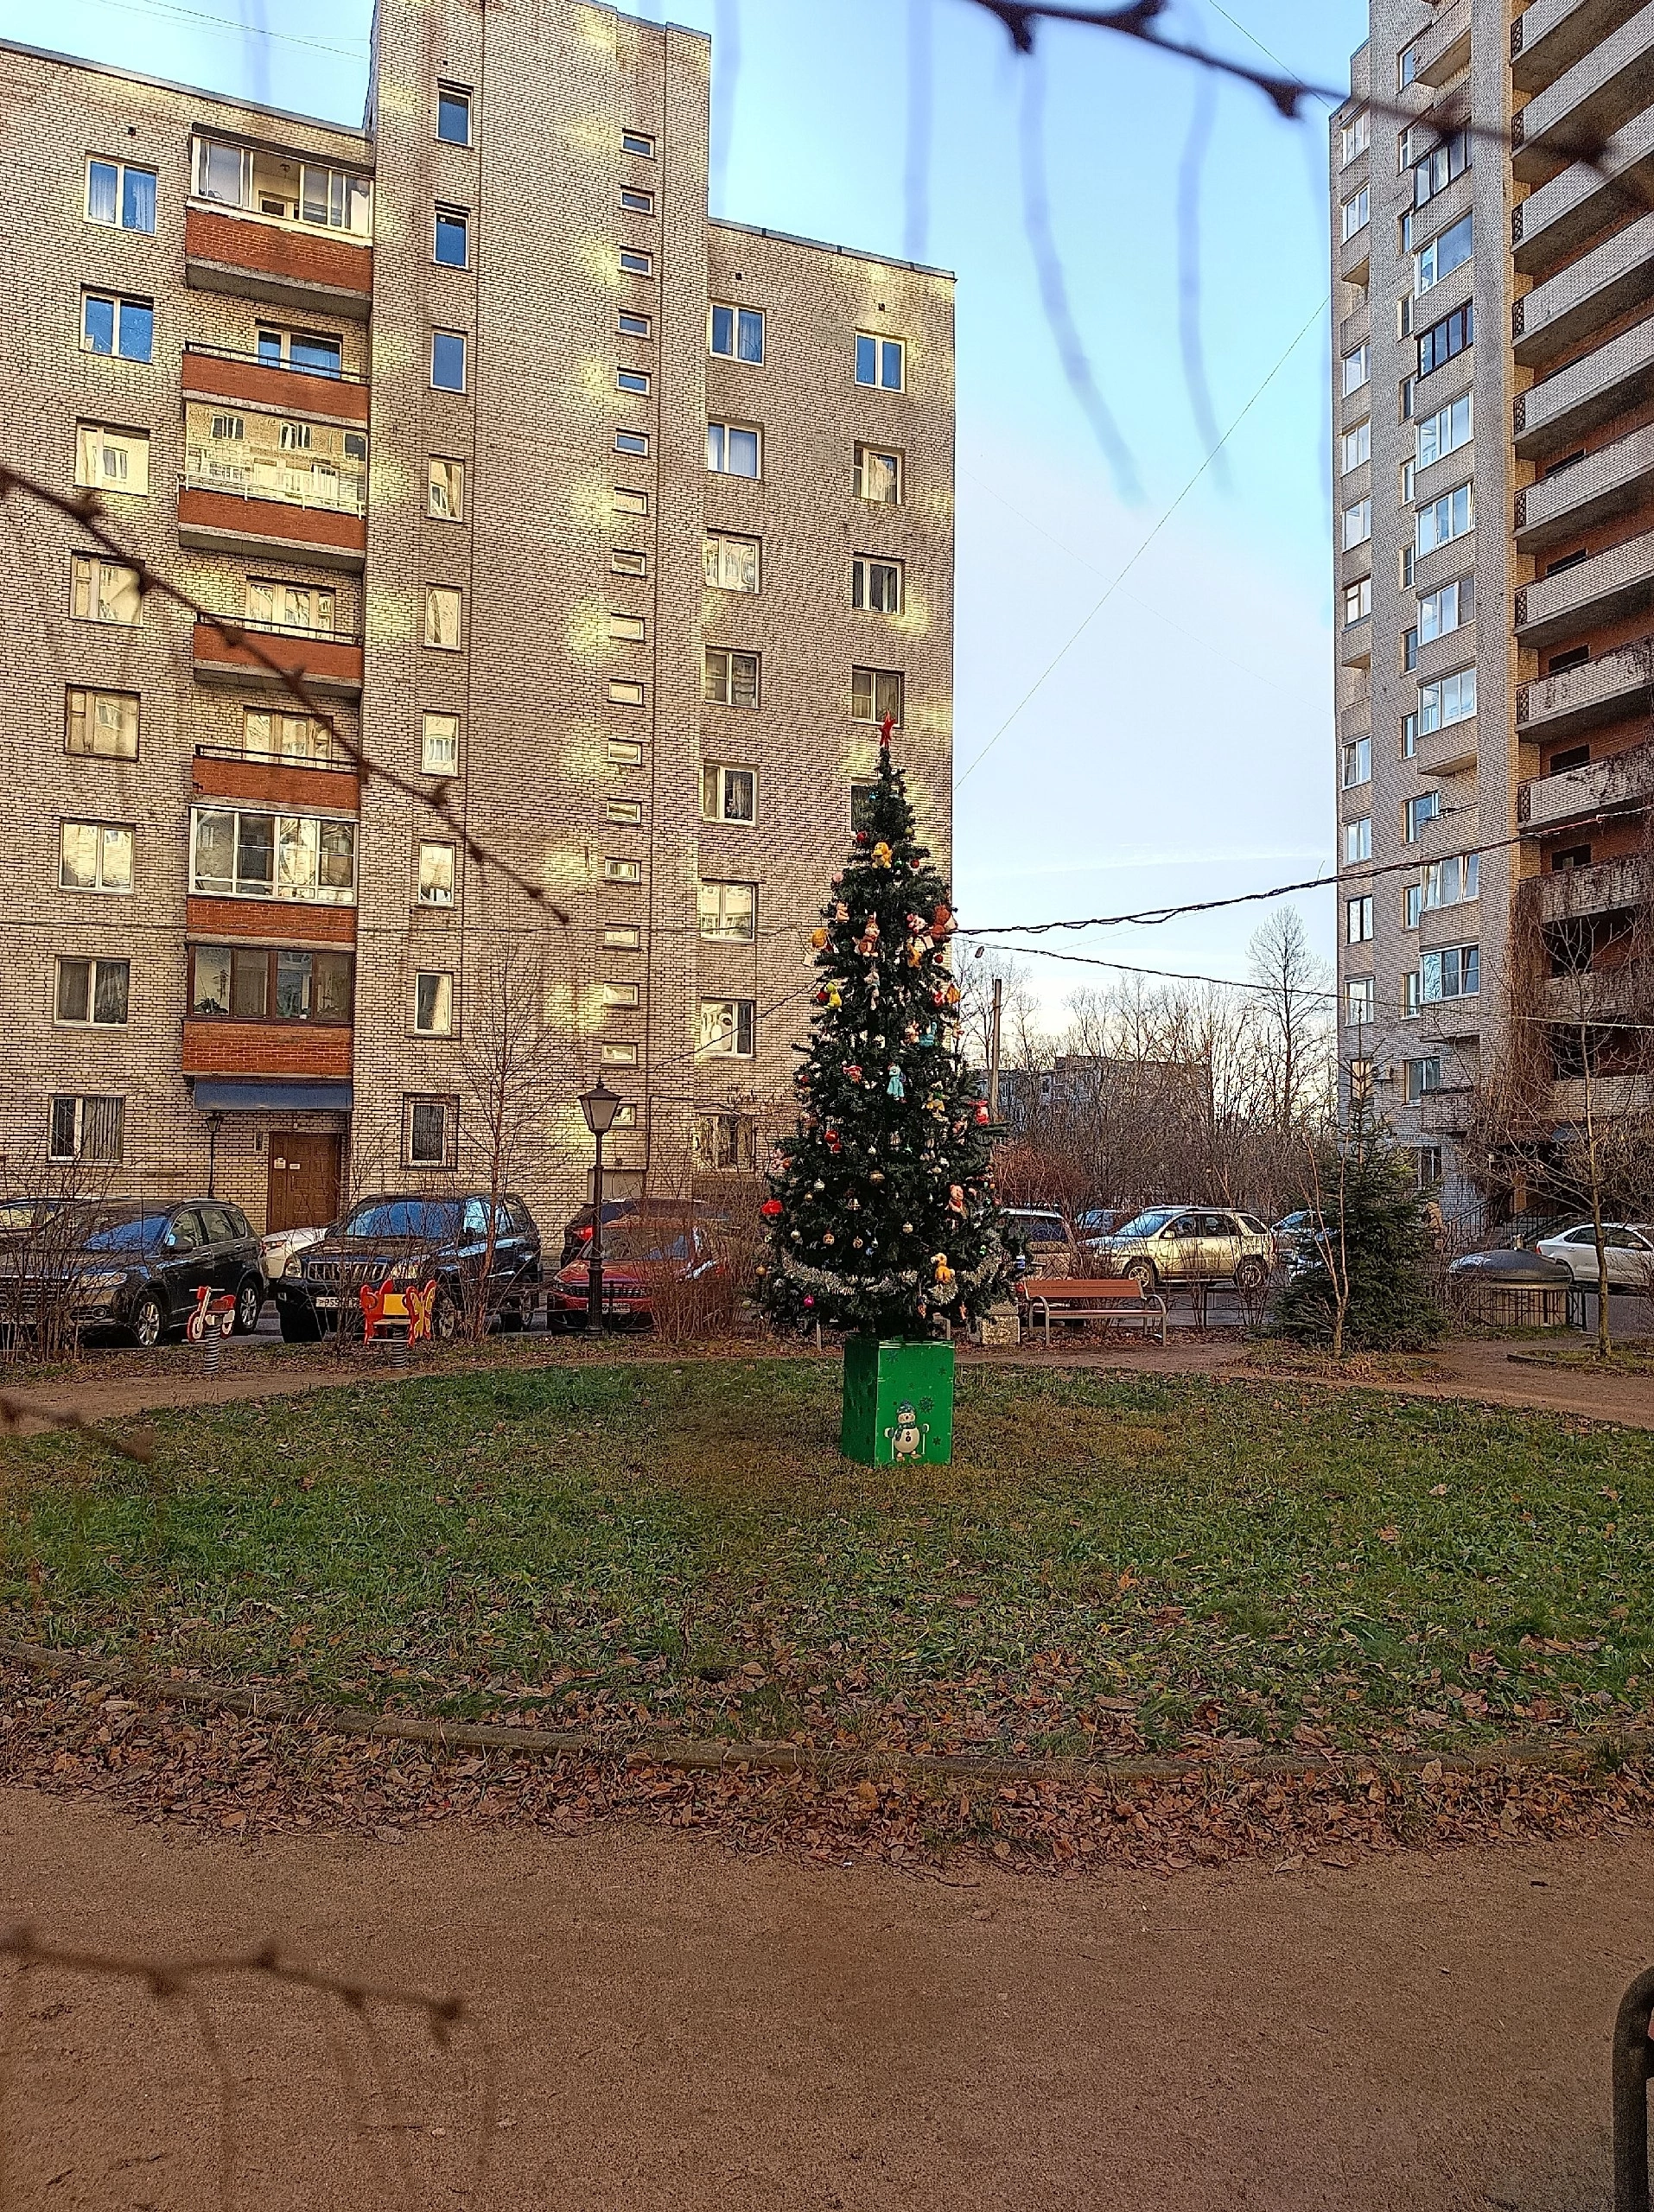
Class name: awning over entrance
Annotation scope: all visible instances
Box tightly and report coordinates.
[190,1079,353,1113]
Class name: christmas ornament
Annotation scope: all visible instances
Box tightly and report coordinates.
[948,1185,966,1216]
[823,1232,836,1246]
[844,1064,862,1084]
[760,1198,783,1218]
[880,711,894,748]
[932,1255,955,1288]
[855,916,881,957]
[834,900,849,923]
[887,1066,906,1100]
[871,840,893,868]
[920,1026,938,1046]
[810,926,829,950]
[974,1100,990,1126]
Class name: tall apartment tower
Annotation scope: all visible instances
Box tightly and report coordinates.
[1330,0,1652,1217]
[0,3,954,1235]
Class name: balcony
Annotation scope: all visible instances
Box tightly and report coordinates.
[1521,741,1654,827]
[185,894,356,945]
[181,1018,353,1081]
[1539,969,1641,1022]
[178,482,366,571]
[184,204,372,321]
[191,743,359,812]
[1511,0,1654,181]
[1549,1071,1652,1118]
[1518,636,1654,736]
[1512,209,1654,367]
[192,616,364,698]
[1339,614,1372,670]
[181,341,369,425]
[1516,422,1654,549]
[1416,0,1472,85]
[1516,315,1654,459]
[1514,0,1650,92]
[1513,105,1654,271]
[1515,526,1654,645]
[1339,302,1370,354]
[1417,716,1479,776]
[1529,852,1649,921]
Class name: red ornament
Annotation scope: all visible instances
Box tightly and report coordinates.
[760,1198,783,1218]
[855,830,869,845]
[975,1100,990,1125]
[844,1065,862,1084]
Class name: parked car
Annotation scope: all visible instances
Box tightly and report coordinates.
[548,1216,727,1328]
[1072,1208,1121,1239]
[1085,1206,1275,1294]
[259,1222,331,1281]
[0,1198,266,1345]
[1534,1221,1654,1289]
[271,1192,543,1342]
[557,1196,703,1271]
[999,1208,1074,1274]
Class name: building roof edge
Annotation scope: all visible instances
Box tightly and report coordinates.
[709,216,955,281]
[0,34,372,145]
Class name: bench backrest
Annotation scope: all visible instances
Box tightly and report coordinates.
[1017,1277,1146,1302]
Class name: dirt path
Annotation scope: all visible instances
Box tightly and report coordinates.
[0,1787,1647,2210]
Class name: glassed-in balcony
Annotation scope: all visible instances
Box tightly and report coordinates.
[178,403,367,569]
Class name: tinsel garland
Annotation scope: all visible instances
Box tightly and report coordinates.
[772,1241,1009,1300]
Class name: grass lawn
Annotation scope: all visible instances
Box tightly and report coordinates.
[3,1360,1652,1762]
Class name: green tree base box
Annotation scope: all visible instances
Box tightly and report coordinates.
[840,1336,956,1465]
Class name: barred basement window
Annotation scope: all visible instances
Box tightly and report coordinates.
[48,1094,124,1163]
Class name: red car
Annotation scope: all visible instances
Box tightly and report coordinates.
[549,1217,728,1327]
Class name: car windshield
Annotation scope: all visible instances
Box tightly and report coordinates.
[1012,1215,1065,1237]
[1113,1209,1180,1239]
[603,1225,692,1262]
[79,1210,170,1255]
[341,1200,460,1241]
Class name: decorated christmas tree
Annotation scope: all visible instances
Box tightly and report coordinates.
[759,719,1013,1345]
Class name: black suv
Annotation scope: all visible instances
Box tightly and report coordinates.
[0,1198,266,1345]
[271,1192,543,1342]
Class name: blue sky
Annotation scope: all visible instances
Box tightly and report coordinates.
[4,0,1370,1014]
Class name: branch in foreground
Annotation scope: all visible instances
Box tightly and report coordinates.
[0,1389,153,1465]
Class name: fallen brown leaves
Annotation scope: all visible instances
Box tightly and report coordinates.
[3,1662,1651,1878]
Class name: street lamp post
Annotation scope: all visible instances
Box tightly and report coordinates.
[578,1077,622,1333]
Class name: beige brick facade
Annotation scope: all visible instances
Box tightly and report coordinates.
[0,0,955,1236]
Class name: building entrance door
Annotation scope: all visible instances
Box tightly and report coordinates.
[267,1134,342,1231]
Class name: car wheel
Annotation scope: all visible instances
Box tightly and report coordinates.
[1234,1257,1267,1294]
[278,1303,323,1344]
[232,1279,264,1335]
[130,1292,166,1349]
[1123,1259,1157,1294]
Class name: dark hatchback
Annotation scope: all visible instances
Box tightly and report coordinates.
[271,1192,544,1341]
[0,1198,266,1345]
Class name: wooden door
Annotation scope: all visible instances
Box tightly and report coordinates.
[267,1134,341,1231]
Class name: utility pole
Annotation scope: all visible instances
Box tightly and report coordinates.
[989,975,1002,1123]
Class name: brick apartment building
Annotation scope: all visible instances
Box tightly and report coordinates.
[0,0,955,1235]
[1330,0,1652,1217]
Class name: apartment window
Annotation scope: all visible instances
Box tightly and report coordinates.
[704,530,760,593]
[1346,895,1373,944]
[604,924,641,950]
[608,679,645,706]
[695,1112,756,1172]
[1415,1145,1444,1188]
[1339,109,1370,166]
[855,333,905,391]
[1341,343,1370,397]
[1340,186,1370,243]
[86,157,156,232]
[243,709,332,762]
[73,423,150,499]
[1424,852,1479,908]
[1416,391,1471,469]
[429,457,465,519]
[1340,737,1372,789]
[1404,791,1441,842]
[48,1096,124,1163]
[1342,498,1371,551]
[614,486,649,515]
[702,762,756,823]
[1344,817,1372,864]
[698,880,757,943]
[246,579,334,633]
[617,367,651,396]
[852,556,903,614]
[608,740,644,766]
[601,802,640,832]
[60,819,133,893]
[1397,125,1417,169]
[1397,292,1414,339]
[1421,944,1479,1002]
[613,549,648,577]
[609,613,646,647]
[1400,457,1415,502]
[431,330,467,391]
[849,781,880,832]
[1345,976,1376,1027]
[65,687,139,760]
[620,186,654,213]
[601,982,641,1013]
[190,808,355,903]
[1419,575,1473,646]
[417,840,455,907]
[699,998,755,1058]
[405,1096,455,1168]
[600,1042,639,1067]
[851,666,904,725]
[604,856,643,882]
[189,944,351,1022]
[613,430,648,461]
[424,585,462,650]
[55,957,130,1027]
[707,421,760,478]
[193,139,372,235]
[1417,302,1473,378]
[1400,374,1416,422]
[414,970,453,1035]
[856,444,902,503]
[1418,665,1476,732]
[703,647,760,709]
[1404,884,1423,930]
[620,247,652,276]
[1416,481,1473,556]
[1401,712,1418,758]
[622,129,655,158]
[1403,969,1421,1020]
[1547,646,1590,677]
[257,327,344,377]
[1398,43,1418,88]
[1403,627,1418,672]
[422,711,460,775]
[1413,129,1470,211]
[436,83,472,144]
[434,205,468,267]
[1340,419,1370,473]
[619,311,652,340]
[81,290,152,361]
[709,303,764,362]
[1400,543,1415,588]
[1344,577,1371,626]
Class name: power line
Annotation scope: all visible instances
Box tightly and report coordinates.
[60,0,369,56]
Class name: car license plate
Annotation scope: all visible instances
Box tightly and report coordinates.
[314,1294,339,1309]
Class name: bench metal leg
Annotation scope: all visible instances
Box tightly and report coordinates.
[1615,1968,1654,2212]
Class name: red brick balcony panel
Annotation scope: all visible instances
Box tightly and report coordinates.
[191,751,360,810]
[181,346,370,424]
[186,896,356,945]
[178,488,366,569]
[182,1018,353,1079]
[184,205,372,317]
[192,620,364,696]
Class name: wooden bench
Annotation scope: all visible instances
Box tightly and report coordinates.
[1015,1277,1167,1346]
